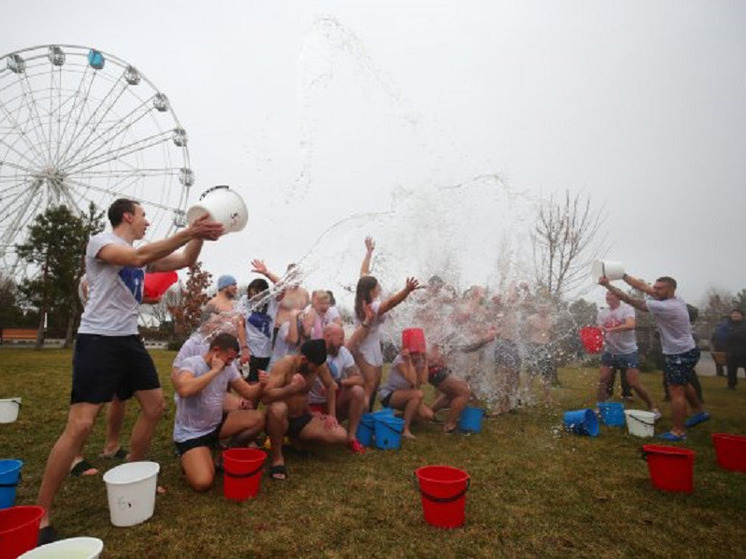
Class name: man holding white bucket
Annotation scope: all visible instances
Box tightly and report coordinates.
[595,291,661,419]
[36,198,223,543]
[599,274,709,441]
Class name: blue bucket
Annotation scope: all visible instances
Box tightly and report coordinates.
[372,408,395,418]
[357,413,375,447]
[374,416,404,450]
[458,406,485,433]
[0,459,23,510]
[597,402,625,427]
[563,409,599,437]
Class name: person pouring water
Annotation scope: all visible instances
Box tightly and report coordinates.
[598,272,709,441]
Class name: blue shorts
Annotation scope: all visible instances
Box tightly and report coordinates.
[663,348,700,386]
[600,351,640,370]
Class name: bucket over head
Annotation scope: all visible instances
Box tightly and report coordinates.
[103,461,160,527]
[186,185,248,233]
[563,409,599,437]
[458,407,485,433]
[402,328,426,353]
[19,537,104,559]
[223,448,266,501]
[0,505,44,559]
[642,444,695,493]
[591,260,625,281]
[625,410,655,438]
[415,465,470,529]
[0,459,23,510]
[712,433,746,473]
[0,398,21,424]
[579,326,604,354]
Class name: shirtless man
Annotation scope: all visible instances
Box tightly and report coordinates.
[525,302,557,401]
[262,339,348,480]
[202,275,249,365]
[274,263,311,331]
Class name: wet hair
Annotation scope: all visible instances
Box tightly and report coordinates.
[355,275,379,321]
[428,275,444,287]
[300,339,327,366]
[209,332,240,353]
[247,278,269,297]
[326,290,336,306]
[313,290,330,303]
[655,276,677,290]
[108,198,139,227]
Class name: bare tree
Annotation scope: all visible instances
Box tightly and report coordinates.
[531,190,608,300]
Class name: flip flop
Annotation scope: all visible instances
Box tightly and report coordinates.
[70,459,98,477]
[684,412,711,429]
[269,464,287,481]
[657,431,687,442]
[100,447,128,459]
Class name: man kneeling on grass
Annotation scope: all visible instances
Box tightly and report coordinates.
[172,333,265,491]
[263,339,348,480]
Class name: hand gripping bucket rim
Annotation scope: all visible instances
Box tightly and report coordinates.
[563,409,599,437]
[223,448,266,501]
[415,465,470,529]
[186,185,248,233]
[591,259,625,281]
[711,433,746,473]
[0,398,21,423]
[625,410,655,438]
[458,406,485,433]
[103,461,160,527]
[0,459,23,510]
[374,415,404,450]
[18,536,104,559]
[578,326,604,354]
[0,505,45,559]
[597,402,626,427]
[641,444,695,493]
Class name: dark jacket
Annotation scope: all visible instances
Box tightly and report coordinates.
[725,320,746,356]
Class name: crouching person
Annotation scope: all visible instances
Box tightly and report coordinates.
[172,333,265,491]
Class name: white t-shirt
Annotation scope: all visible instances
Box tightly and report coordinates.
[245,299,279,358]
[173,355,240,443]
[647,296,696,355]
[354,300,386,366]
[78,232,143,336]
[269,320,300,368]
[597,303,637,355]
[378,354,414,400]
[308,346,356,405]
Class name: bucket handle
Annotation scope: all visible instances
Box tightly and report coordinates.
[414,475,470,503]
[199,184,229,200]
[628,414,654,427]
[224,462,265,479]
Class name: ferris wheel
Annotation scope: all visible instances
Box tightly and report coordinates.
[0,44,194,275]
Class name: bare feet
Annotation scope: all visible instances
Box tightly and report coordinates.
[402,430,416,440]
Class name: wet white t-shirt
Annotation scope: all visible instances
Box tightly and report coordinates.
[308,346,356,405]
[597,303,637,355]
[647,296,696,355]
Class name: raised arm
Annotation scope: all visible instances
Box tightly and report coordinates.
[378,277,419,316]
[144,216,223,272]
[251,259,281,284]
[621,273,656,298]
[599,277,648,312]
[360,236,375,278]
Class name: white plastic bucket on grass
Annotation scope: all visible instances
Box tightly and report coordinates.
[590,260,625,281]
[625,410,655,438]
[103,461,160,527]
[19,536,104,558]
[0,398,21,423]
[186,185,248,233]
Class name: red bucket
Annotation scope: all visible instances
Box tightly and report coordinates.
[579,326,603,354]
[223,448,266,502]
[415,465,470,529]
[143,271,178,302]
[642,444,695,493]
[0,505,44,559]
[712,433,746,473]
[402,328,426,353]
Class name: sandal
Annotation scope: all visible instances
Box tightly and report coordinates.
[99,447,128,459]
[268,464,287,481]
[657,431,687,442]
[684,412,710,429]
[70,459,98,477]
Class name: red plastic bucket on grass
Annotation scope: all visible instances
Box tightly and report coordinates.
[0,505,44,559]
[579,326,603,354]
[642,444,695,493]
[402,328,426,353]
[223,448,266,501]
[712,433,746,473]
[415,466,470,529]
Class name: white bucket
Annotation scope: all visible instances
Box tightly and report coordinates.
[103,461,160,527]
[591,260,625,281]
[19,537,104,559]
[625,410,655,438]
[0,398,21,423]
[185,185,248,233]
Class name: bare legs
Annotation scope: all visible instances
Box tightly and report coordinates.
[388,389,433,438]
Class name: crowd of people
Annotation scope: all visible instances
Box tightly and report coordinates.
[32,197,737,544]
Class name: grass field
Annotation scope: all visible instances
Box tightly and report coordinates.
[2,348,746,558]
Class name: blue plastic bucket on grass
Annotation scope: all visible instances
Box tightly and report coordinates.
[458,406,485,433]
[598,402,625,426]
[357,413,375,447]
[374,416,404,450]
[563,409,599,437]
[372,408,395,418]
[0,460,23,510]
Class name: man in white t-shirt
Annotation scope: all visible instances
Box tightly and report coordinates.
[172,333,265,491]
[600,273,708,441]
[36,198,223,542]
[307,323,366,454]
[596,292,660,418]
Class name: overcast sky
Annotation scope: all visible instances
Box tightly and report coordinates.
[4,0,745,308]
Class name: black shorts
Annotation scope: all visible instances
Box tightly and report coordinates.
[428,366,451,388]
[287,412,313,438]
[248,356,270,384]
[379,393,393,408]
[174,413,228,456]
[71,334,161,404]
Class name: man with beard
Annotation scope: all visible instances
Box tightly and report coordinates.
[202,274,249,366]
